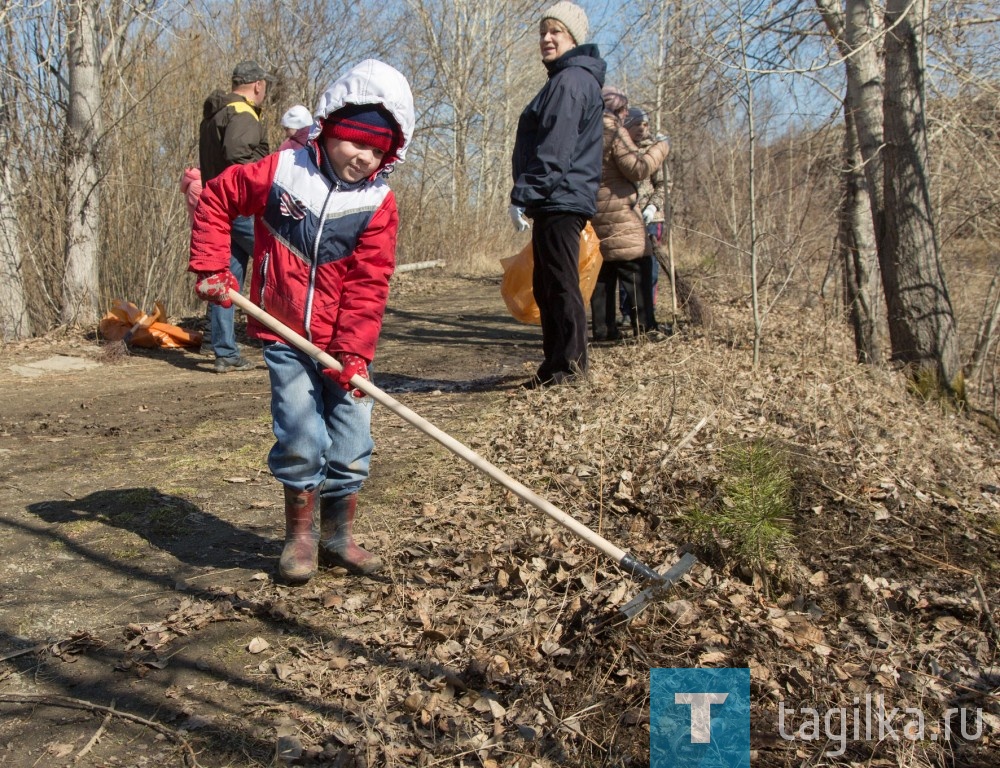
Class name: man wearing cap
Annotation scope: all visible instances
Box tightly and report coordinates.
[197,60,273,372]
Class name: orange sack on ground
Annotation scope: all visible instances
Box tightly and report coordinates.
[99,300,203,349]
[499,222,602,325]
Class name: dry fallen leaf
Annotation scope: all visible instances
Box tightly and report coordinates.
[933,615,963,632]
[47,743,74,758]
[403,693,424,712]
[247,637,270,654]
[808,570,829,587]
[666,599,699,626]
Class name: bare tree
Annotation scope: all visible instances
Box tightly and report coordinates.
[60,0,103,326]
[0,87,33,341]
[396,0,539,266]
[816,0,883,362]
[731,3,764,366]
[836,108,882,362]
[881,0,962,397]
[966,270,1000,386]
[61,0,169,327]
[815,0,963,394]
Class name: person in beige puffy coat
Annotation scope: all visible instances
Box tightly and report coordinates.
[626,107,671,334]
[590,88,669,342]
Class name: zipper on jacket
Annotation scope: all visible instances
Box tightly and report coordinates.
[303,180,339,343]
[257,252,270,311]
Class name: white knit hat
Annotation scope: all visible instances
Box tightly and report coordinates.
[281,104,313,130]
[541,1,589,46]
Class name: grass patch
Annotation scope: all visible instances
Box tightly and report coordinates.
[148,507,187,535]
[110,545,143,560]
[906,364,967,407]
[681,439,793,584]
[60,519,99,536]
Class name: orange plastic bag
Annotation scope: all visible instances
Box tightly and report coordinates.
[500,222,602,325]
[99,300,203,349]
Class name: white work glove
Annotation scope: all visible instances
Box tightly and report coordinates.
[508,204,530,232]
[642,205,657,225]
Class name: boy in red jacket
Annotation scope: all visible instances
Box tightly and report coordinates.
[189,60,415,585]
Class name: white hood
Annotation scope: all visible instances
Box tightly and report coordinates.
[312,59,415,164]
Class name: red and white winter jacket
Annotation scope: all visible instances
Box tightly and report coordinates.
[189,59,415,363]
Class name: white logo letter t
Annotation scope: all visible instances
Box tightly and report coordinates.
[675,692,729,743]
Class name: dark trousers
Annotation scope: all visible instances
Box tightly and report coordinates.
[639,251,657,328]
[531,212,588,379]
[591,258,645,339]
[619,248,658,330]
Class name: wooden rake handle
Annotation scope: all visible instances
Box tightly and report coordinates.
[227,289,664,584]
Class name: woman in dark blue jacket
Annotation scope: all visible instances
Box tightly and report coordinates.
[510,1,605,388]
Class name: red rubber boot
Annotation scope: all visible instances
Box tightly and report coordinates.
[278,487,318,584]
[319,494,383,575]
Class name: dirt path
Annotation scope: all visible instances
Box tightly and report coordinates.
[0,273,551,767]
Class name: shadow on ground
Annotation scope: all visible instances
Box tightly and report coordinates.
[21,489,275,582]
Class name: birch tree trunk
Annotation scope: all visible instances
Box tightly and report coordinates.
[842,0,886,244]
[62,0,102,327]
[838,109,882,363]
[881,0,963,397]
[816,0,883,363]
[0,90,33,341]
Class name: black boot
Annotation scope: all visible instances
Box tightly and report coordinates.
[278,487,318,584]
[319,494,383,575]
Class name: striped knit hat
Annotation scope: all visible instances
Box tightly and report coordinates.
[322,103,400,158]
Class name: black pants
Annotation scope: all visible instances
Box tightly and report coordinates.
[619,249,658,331]
[591,258,645,340]
[639,251,657,329]
[531,212,588,380]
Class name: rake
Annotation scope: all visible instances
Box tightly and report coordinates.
[228,290,694,615]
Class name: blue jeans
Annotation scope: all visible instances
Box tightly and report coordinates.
[264,342,374,498]
[209,215,253,360]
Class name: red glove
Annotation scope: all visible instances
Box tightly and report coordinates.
[323,353,369,398]
[194,270,239,308]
